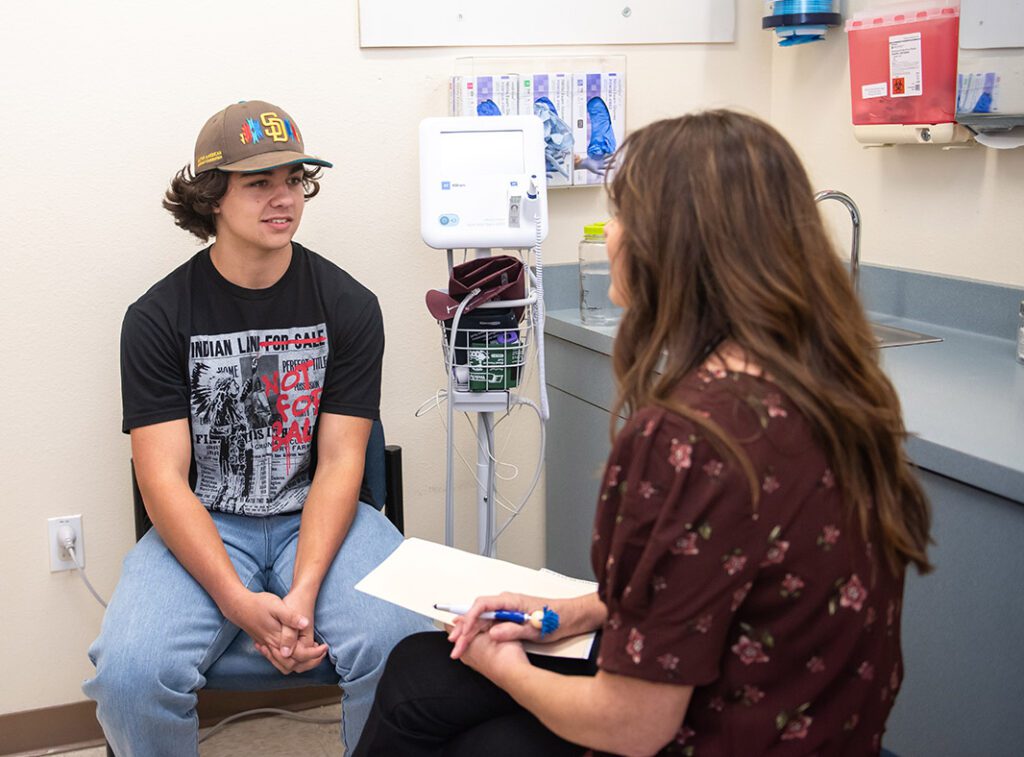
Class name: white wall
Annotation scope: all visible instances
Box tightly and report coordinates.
[0,1,772,714]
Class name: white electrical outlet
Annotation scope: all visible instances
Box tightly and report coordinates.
[48,514,84,572]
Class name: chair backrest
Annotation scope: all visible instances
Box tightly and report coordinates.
[364,420,387,510]
[131,419,402,540]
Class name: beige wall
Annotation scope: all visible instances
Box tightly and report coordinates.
[0,1,771,714]
[4,0,1020,717]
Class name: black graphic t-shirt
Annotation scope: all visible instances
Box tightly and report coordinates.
[120,242,383,516]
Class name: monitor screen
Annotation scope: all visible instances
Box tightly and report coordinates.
[438,129,525,175]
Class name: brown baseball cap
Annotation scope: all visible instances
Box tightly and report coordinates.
[193,100,333,174]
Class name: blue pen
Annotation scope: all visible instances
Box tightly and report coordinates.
[434,603,560,636]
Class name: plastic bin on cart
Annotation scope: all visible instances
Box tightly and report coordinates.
[846,2,960,135]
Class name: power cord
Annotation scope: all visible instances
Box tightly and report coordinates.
[414,386,546,546]
[198,706,340,744]
[417,389,523,514]
[417,390,522,481]
[57,524,107,608]
[490,397,546,548]
[525,188,549,420]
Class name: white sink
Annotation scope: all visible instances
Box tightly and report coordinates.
[871,322,943,349]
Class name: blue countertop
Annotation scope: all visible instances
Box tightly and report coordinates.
[544,306,1024,504]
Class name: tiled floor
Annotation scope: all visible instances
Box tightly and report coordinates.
[49,704,346,756]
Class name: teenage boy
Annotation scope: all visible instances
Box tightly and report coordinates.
[83,100,430,755]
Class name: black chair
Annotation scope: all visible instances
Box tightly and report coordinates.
[105,421,403,755]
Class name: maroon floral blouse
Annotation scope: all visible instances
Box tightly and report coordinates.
[590,369,904,756]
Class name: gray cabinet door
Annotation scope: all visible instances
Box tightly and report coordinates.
[885,470,1024,757]
[544,386,613,581]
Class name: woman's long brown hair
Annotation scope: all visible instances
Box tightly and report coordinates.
[608,111,931,575]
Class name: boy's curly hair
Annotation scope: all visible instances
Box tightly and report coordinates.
[162,165,323,241]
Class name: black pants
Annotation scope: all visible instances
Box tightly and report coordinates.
[353,631,597,756]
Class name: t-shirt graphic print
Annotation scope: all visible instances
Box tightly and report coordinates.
[188,324,328,515]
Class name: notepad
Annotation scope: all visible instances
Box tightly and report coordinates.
[355,537,598,659]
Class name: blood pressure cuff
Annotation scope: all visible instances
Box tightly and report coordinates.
[425,255,526,322]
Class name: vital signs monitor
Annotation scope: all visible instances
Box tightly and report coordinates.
[419,116,549,250]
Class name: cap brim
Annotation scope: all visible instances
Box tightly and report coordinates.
[218,150,333,173]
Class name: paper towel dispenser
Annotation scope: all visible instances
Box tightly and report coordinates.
[956,0,1024,136]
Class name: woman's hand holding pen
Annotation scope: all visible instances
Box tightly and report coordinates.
[448,591,607,660]
[448,592,551,660]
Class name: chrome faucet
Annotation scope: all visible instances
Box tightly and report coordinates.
[814,190,860,292]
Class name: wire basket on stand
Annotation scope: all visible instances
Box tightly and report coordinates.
[427,257,544,554]
[434,256,539,410]
[439,298,535,396]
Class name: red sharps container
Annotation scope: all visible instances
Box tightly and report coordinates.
[846,2,960,127]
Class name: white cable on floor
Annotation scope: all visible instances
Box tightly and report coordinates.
[198,707,341,744]
[66,545,107,608]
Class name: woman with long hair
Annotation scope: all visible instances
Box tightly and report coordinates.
[354,110,932,756]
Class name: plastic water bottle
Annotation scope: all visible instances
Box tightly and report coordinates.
[578,222,621,327]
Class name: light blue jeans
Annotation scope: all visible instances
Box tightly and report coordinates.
[83,503,432,756]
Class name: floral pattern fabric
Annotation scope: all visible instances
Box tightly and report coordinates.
[590,371,905,756]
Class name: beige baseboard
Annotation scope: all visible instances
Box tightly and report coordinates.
[0,686,339,756]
